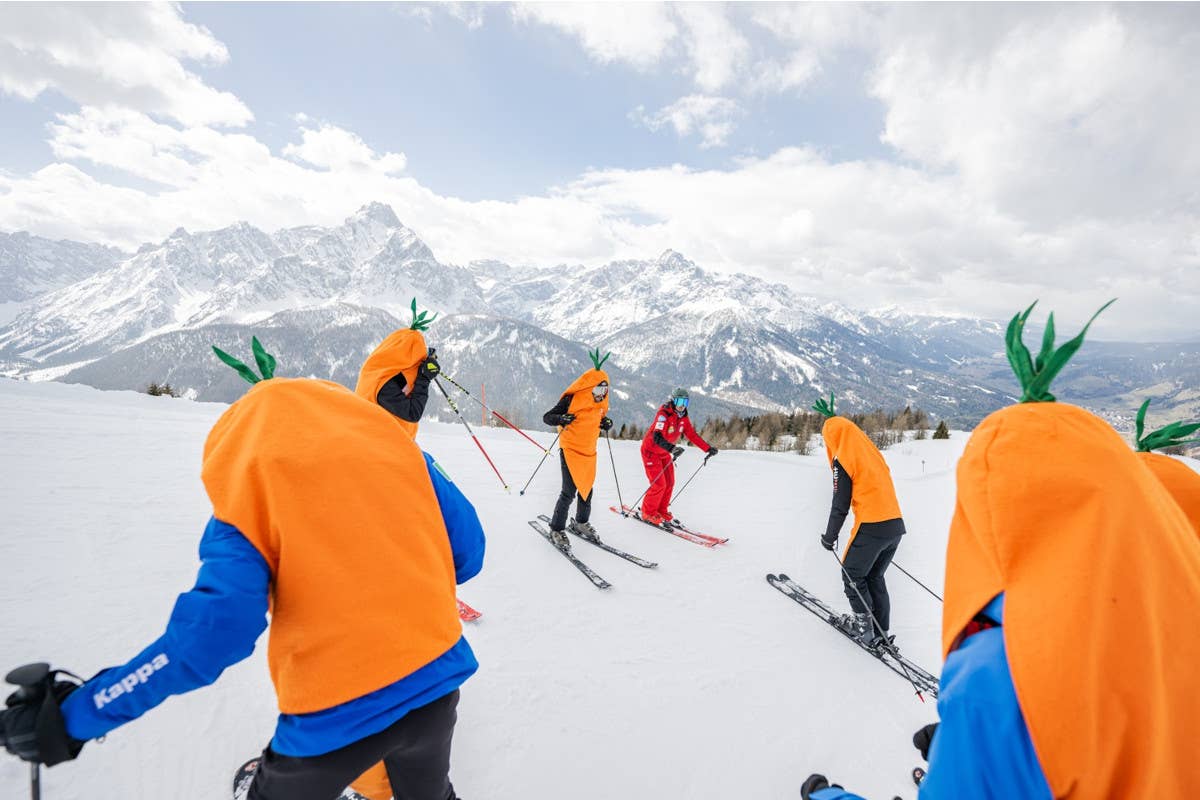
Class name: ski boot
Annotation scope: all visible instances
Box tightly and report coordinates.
[642,512,664,526]
[568,518,601,543]
[233,758,259,800]
[837,612,883,647]
[660,511,674,524]
[548,527,570,550]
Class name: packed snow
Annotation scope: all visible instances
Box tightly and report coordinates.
[2,378,974,799]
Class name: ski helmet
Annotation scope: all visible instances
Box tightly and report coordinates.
[670,388,689,409]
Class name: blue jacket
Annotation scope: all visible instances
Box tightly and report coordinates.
[61,452,485,757]
[811,595,1052,800]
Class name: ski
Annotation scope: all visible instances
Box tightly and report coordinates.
[457,598,482,622]
[766,573,940,697]
[609,505,728,547]
[234,757,370,800]
[537,515,658,568]
[528,520,612,589]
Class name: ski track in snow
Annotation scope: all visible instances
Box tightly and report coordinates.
[0,378,979,800]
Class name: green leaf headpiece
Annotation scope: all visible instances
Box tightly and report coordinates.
[1135,399,1200,453]
[1005,299,1116,403]
[409,297,438,331]
[588,347,611,371]
[812,392,836,419]
[212,336,277,385]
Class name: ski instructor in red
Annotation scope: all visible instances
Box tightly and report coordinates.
[639,388,717,525]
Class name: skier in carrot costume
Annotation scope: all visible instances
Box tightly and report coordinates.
[541,348,614,549]
[0,338,486,800]
[355,298,441,439]
[1133,399,1200,537]
[813,393,905,650]
[801,299,1200,800]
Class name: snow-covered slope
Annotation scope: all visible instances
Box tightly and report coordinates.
[0,377,993,800]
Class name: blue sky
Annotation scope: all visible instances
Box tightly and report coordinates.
[0,3,1197,340]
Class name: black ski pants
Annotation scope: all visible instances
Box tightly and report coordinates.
[550,450,592,531]
[840,520,905,632]
[248,689,460,800]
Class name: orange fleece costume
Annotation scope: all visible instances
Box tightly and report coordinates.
[1136,451,1200,537]
[820,416,903,553]
[201,377,462,714]
[355,327,429,439]
[556,367,611,501]
[944,400,1200,797]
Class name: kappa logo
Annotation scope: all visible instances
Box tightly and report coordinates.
[92,653,170,709]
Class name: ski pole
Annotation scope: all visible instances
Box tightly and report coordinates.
[518,432,561,495]
[432,377,509,491]
[626,456,676,515]
[669,450,713,504]
[892,561,942,603]
[439,372,552,455]
[604,430,625,511]
[829,550,926,703]
[31,763,39,800]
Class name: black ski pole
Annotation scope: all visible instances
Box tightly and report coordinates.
[829,551,927,703]
[4,663,52,800]
[432,377,509,491]
[626,456,676,515]
[893,561,943,603]
[518,432,561,496]
[669,450,713,504]
[31,763,39,800]
[604,430,624,512]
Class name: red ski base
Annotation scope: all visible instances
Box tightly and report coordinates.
[609,505,729,547]
[457,598,482,622]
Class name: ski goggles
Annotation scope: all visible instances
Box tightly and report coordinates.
[673,397,689,409]
[593,383,609,398]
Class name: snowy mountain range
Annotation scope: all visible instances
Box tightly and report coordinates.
[1,202,1196,429]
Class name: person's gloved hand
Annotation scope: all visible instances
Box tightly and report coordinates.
[800,773,842,800]
[820,535,837,551]
[554,413,576,427]
[913,722,939,761]
[1,664,85,766]
[705,447,719,458]
[600,416,614,431]
[671,446,685,459]
[418,349,440,380]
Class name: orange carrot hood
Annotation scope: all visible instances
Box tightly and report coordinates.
[557,368,610,501]
[945,402,1200,797]
[1136,450,1200,538]
[355,328,427,437]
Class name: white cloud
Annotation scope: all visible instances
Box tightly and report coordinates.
[673,4,750,93]
[283,124,407,174]
[511,3,678,70]
[631,95,741,149]
[869,4,1200,225]
[0,3,250,127]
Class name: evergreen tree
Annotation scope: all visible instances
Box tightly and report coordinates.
[933,420,950,440]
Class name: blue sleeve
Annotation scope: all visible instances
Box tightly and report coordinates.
[61,517,270,741]
[423,452,486,583]
[811,789,867,800]
[919,624,1052,800]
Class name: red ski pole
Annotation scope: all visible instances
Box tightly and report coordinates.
[440,372,552,455]
[433,377,509,491]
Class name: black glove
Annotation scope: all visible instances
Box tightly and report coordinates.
[600,416,614,431]
[705,447,719,459]
[913,722,938,761]
[418,349,440,380]
[800,773,842,800]
[820,535,837,551]
[554,413,576,427]
[671,445,685,459]
[1,663,85,766]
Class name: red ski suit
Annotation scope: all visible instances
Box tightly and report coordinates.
[640,403,711,518]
